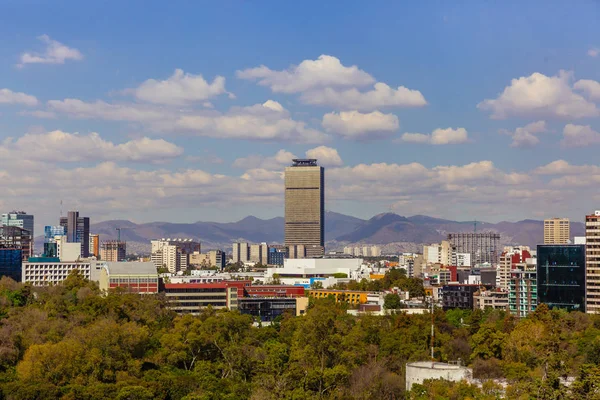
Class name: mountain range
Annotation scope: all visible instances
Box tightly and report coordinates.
[80,212,585,255]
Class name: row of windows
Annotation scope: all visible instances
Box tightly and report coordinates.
[109,278,158,284]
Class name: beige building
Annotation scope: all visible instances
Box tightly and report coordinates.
[473,289,509,310]
[250,243,268,264]
[100,240,126,262]
[232,242,250,263]
[284,159,324,258]
[544,217,570,244]
[423,240,452,266]
[586,211,600,314]
[89,234,100,258]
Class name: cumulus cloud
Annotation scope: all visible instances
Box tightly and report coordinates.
[400,127,468,145]
[574,79,600,101]
[321,110,399,139]
[499,121,547,148]
[0,88,38,106]
[233,149,298,170]
[534,160,600,175]
[236,54,374,93]
[0,130,183,163]
[477,70,598,119]
[301,82,427,110]
[17,35,83,67]
[588,48,599,58]
[48,98,328,143]
[130,69,233,105]
[561,124,600,147]
[305,146,343,166]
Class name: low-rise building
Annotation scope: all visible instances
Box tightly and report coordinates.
[473,289,509,310]
[22,257,101,286]
[442,284,480,310]
[239,297,309,321]
[98,262,159,294]
[308,289,370,305]
[162,282,238,314]
[266,258,364,282]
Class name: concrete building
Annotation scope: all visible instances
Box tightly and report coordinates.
[22,257,102,286]
[1,212,34,255]
[448,232,500,265]
[249,243,268,264]
[59,211,90,258]
[509,265,537,317]
[151,238,200,273]
[100,240,126,262]
[544,217,570,244]
[453,252,471,267]
[232,242,250,263]
[239,297,309,321]
[284,159,324,258]
[189,250,226,269]
[537,244,585,312]
[442,284,480,310]
[89,234,100,258]
[473,289,509,310]
[288,244,306,259]
[586,211,600,314]
[423,241,452,266]
[497,246,532,291]
[98,262,159,294]
[309,289,371,305]
[162,283,238,314]
[405,362,471,391]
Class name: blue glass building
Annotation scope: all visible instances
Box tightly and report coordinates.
[537,245,586,312]
[268,247,287,266]
[0,249,23,282]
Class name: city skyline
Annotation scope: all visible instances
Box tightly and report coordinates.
[1,2,600,232]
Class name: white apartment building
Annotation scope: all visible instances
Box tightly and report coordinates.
[151,238,200,273]
[423,241,452,266]
[453,252,471,267]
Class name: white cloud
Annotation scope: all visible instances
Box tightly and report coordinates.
[18,35,83,67]
[130,69,233,105]
[499,121,547,148]
[19,110,57,118]
[574,79,600,101]
[534,160,600,175]
[588,47,599,58]
[305,146,343,166]
[561,124,600,147]
[1,130,182,163]
[233,149,298,170]
[301,82,427,110]
[477,70,598,119]
[48,98,328,143]
[321,110,399,139]
[236,54,374,93]
[0,88,38,106]
[400,127,468,145]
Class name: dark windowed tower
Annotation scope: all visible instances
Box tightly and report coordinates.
[60,211,90,258]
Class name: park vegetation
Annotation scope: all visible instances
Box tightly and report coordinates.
[0,270,598,399]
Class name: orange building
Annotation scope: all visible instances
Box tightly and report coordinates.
[308,289,370,305]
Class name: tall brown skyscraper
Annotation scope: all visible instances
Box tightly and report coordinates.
[284,159,324,258]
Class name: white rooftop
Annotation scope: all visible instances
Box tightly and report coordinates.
[103,261,157,275]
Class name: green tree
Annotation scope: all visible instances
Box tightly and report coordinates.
[383,293,401,310]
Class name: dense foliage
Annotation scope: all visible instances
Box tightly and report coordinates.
[0,272,599,399]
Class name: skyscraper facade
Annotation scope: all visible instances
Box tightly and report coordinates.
[586,211,600,314]
[544,218,570,244]
[59,211,90,258]
[284,159,324,258]
[1,211,34,239]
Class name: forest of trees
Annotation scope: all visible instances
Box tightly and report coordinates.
[0,271,599,399]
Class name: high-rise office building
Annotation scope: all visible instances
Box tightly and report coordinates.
[537,245,585,312]
[59,211,90,258]
[448,232,501,265]
[544,218,570,244]
[89,234,100,257]
[0,226,32,263]
[100,241,127,262]
[586,211,600,314]
[1,211,34,238]
[284,159,324,258]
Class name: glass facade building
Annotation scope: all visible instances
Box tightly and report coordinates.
[537,245,586,312]
[0,249,23,282]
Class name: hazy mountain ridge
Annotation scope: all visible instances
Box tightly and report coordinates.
[75,212,584,255]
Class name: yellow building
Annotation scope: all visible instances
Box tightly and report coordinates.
[544,217,570,244]
[308,289,369,305]
[370,273,385,280]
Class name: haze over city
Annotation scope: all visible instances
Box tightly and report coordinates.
[1,2,600,235]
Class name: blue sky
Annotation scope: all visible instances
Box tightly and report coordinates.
[1,1,599,233]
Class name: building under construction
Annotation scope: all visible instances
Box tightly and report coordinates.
[447,232,501,265]
[100,241,127,262]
